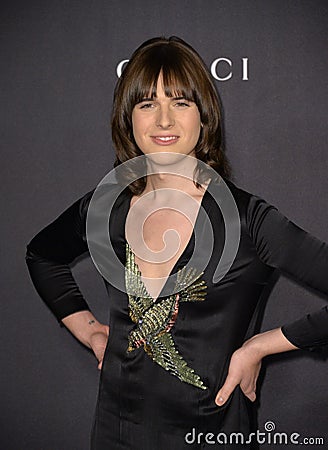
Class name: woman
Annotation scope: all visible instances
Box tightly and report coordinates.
[26,37,328,449]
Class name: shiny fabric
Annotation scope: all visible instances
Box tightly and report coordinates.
[26,179,328,449]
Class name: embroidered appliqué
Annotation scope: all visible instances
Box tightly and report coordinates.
[125,242,208,390]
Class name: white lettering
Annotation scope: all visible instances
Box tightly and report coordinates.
[185,428,196,444]
[205,432,215,444]
[210,58,232,81]
[229,432,244,444]
[290,432,300,444]
[116,57,249,81]
[116,59,129,78]
[242,58,249,80]
[256,430,266,444]
[246,432,255,444]
[197,432,204,444]
[216,432,227,444]
[273,432,288,444]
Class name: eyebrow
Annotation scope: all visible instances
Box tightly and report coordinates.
[140,96,187,101]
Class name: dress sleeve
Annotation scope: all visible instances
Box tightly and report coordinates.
[25,189,95,324]
[246,194,328,351]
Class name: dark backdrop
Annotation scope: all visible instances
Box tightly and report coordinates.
[1,1,327,448]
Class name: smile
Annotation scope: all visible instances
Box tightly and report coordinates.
[151,136,179,145]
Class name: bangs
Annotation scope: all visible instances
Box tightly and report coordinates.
[130,51,199,105]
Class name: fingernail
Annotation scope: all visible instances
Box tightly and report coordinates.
[216,396,224,405]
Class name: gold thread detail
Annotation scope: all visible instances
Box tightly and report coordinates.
[125,242,208,390]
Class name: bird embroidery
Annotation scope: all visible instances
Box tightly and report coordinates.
[125,242,208,390]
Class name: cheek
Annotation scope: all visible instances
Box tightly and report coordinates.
[132,113,149,141]
[188,114,202,142]
[131,114,143,144]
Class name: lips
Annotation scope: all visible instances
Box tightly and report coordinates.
[150,135,179,145]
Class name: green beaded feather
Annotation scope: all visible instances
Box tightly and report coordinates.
[125,242,208,390]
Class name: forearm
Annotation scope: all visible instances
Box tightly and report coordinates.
[61,310,108,348]
[243,327,299,360]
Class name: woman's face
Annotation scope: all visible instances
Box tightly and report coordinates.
[131,74,202,159]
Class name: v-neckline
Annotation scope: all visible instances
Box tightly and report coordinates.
[124,181,212,303]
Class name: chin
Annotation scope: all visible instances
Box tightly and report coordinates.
[144,150,196,167]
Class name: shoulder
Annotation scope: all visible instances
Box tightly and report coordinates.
[222,178,252,205]
[220,178,279,233]
[78,188,96,219]
[78,183,131,222]
[222,177,275,210]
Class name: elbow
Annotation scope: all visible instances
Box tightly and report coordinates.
[25,236,45,264]
[26,237,36,257]
[25,241,39,264]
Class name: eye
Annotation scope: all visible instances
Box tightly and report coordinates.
[174,100,191,108]
[139,102,155,109]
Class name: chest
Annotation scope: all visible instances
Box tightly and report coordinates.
[125,195,203,299]
[138,210,193,274]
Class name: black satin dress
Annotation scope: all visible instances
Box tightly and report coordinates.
[26,178,328,450]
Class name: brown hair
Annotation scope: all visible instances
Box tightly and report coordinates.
[111,36,232,194]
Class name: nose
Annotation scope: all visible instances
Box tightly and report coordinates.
[155,105,175,129]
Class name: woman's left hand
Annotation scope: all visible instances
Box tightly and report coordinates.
[215,328,299,406]
[215,336,263,406]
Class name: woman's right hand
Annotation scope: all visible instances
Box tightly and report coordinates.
[61,311,110,369]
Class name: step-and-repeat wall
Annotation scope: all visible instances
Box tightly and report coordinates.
[2,1,327,449]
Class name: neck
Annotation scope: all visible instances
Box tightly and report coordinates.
[143,153,206,196]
